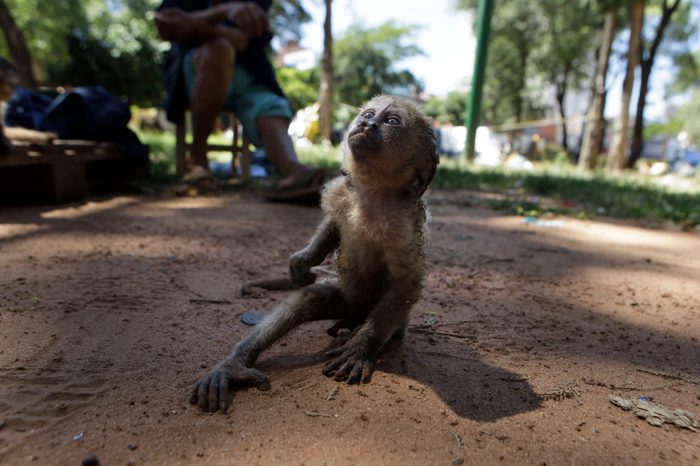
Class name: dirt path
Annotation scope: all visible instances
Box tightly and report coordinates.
[1,190,698,465]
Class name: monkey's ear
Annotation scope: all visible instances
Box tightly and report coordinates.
[408,165,435,198]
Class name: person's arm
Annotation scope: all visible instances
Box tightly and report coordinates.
[154,8,248,51]
[192,2,270,37]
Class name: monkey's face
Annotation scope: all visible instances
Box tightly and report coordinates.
[345,95,438,197]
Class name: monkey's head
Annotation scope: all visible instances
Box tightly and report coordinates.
[343,95,438,198]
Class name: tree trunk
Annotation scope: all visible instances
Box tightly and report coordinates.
[556,79,568,153]
[579,10,616,171]
[628,0,682,168]
[606,0,643,173]
[628,60,651,168]
[0,0,36,88]
[318,0,333,142]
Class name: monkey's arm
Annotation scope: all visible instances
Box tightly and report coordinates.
[289,216,340,286]
[190,282,347,412]
[323,250,424,384]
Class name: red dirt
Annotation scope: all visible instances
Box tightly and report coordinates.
[0,189,698,465]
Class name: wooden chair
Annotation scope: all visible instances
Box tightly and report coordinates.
[174,111,252,180]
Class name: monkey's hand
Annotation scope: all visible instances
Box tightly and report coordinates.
[289,248,317,286]
[188,360,270,413]
[322,332,380,384]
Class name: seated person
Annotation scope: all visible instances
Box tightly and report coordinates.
[154,0,324,198]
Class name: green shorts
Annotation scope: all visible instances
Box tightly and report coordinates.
[183,48,293,148]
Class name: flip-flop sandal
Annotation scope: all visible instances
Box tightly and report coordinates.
[175,169,221,196]
[263,167,328,204]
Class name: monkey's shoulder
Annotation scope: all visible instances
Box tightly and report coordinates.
[320,176,354,218]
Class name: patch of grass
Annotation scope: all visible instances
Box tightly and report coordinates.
[434,158,700,226]
[295,143,343,170]
[136,131,699,226]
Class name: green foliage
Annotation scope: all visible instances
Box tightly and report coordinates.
[424,91,469,125]
[270,0,312,44]
[531,0,599,96]
[675,88,700,145]
[333,21,424,106]
[644,118,684,138]
[0,0,164,105]
[671,50,699,93]
[48,32,163,106]
[139,130,178,182]
[275,66,319,111]
[457,1,598,126]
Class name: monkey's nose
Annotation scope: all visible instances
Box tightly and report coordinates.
[359,120,378,130]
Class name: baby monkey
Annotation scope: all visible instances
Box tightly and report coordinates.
[189,95,438,413]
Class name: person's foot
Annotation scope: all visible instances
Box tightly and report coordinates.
[182,164,214,182]
[176,165,220,196]
[264,167,329,204]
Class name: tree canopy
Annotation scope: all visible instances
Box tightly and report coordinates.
[332,21,424,106]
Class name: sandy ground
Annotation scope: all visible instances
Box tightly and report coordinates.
[0,189,698,466]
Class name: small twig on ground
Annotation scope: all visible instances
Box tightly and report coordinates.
[408,328,475,340]
[450,430,464,448]
[501,375,531,382]
[416,351,480,362]
[189,298,232,305]
[304,411,335,418]
[583,379,680,391]
[326,386,339,401]
[410,320,476,330]
[636,368,700,385]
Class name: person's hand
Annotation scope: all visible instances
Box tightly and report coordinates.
[225,2,270,37]
[154,8,191,41]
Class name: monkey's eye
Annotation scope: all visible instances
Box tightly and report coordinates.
[385,116,401,126]
[361,111,375,119]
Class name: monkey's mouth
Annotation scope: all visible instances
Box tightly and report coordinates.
[347,127,379,148]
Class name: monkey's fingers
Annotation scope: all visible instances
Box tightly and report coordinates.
[218,376,230,413]
[233,367,271,391]
[188,382,200,405]
[360,360,375,384]
[322,353,346,376]
[324,347,346,359]
[334,357,362,384]
[196,377,211,411]
[347,361,365,384]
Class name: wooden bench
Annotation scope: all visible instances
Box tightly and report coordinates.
[0,137,139,203]
[175,112,252,180]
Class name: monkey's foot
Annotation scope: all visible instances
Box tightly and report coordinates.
[188,361,270,413]
[322,344,376,384]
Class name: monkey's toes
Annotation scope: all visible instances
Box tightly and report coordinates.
[323,354,374,384]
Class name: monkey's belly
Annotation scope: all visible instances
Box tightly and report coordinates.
[335,248,387,305]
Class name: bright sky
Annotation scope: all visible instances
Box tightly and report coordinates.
[301,0,475,98]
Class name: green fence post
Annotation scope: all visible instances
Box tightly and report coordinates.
[465,0,494,161]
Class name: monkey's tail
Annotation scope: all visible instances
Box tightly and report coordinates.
[240,277,301,296]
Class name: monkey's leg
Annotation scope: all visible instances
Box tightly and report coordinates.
[189,281,348,413]
[323,258,423,385]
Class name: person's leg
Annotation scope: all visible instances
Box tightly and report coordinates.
[231,81,324,193]
[256,116,306,180]
[189,38,235,171]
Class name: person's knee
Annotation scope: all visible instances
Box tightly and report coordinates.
[256,115,291,136]
[194,38,235,76]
